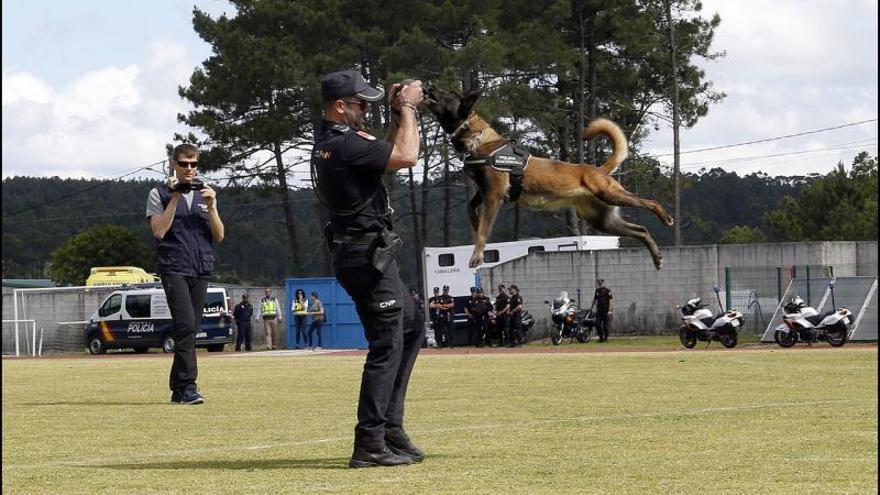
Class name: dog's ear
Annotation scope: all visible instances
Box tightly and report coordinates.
[459,88,482,117]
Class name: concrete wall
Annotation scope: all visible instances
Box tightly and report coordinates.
[479,241,878,339]
[2,285,285,355]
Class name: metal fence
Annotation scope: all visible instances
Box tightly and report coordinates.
[759,276,878,342]
[724,265,834,335]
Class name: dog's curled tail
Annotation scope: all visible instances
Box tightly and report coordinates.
[584,118,628,175]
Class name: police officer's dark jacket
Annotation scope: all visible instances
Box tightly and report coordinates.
[494,292,509,312]
[509,294,523,314]
[233,302,253,322]
[438,294,454,315]
[314,120,394,234]
[155,184,215,277]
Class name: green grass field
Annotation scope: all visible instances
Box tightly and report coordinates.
[3,344,877,494]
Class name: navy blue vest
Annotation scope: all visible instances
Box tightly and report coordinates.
[155,184,215,277]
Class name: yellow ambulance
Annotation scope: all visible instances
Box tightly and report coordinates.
[85,266,159,287]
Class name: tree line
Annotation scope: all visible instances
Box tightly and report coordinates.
[3,152,875,287]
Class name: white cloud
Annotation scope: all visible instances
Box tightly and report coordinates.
[2,40,199,179]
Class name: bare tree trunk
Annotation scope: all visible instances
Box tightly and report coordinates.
[273,140,301,275]
[442,145,451,246]
[667,0,683,246]
[407,166,422,290]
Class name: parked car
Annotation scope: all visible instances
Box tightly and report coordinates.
[84,285,233,354]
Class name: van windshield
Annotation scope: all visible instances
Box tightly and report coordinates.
[204,292,226,314]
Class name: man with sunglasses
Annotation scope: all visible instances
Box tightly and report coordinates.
[312,69,425,468]
[146,143,224,405]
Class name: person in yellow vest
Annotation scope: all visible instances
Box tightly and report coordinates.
[258,288,282,350]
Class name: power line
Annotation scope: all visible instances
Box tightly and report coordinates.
[2,159,168,218]
[654,118,878,157]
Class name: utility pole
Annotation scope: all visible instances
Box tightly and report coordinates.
[666,0,682,246]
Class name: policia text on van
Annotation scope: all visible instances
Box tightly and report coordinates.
[84,286,233,354]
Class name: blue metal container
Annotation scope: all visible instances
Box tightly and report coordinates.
[284,277,366,349]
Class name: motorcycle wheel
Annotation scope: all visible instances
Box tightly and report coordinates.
[679,327,697,349]
[774,329,797,348]
[550,329,563,346]
[826,323,847,347]
[575,329,591,343]
[719,332,738,349]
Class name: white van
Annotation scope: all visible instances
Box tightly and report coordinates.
[84,285,233,354]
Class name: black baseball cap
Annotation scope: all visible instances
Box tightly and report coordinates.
[320,70,384,102]
[476,287,484,293]
[442,285,450,290]
[433,287,440,292]
[510,285,519,291]
[469,286,476,292]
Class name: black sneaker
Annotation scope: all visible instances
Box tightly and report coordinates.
[348,447,413,468]
[385,432,425,463]
[171,388,204,405]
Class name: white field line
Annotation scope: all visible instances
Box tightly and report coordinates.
[2,398,862,470]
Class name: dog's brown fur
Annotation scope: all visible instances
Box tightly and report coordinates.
[422,88,674,270]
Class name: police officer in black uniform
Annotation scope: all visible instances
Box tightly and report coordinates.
[312,70,425,468]
[590,278,614,342]
[428,286,442,345]
[508,285,524,347]
[472,287,491,347]
[464,286,478,345]
[437,285,455,348]
[493,285,510,347]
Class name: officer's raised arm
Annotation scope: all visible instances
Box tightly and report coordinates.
[386,80,424,171]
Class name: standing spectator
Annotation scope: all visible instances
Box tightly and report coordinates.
[307,291,325,350]
[464,286,478,346]
[259,288,282,350]
[428,287,443,347]
[291,289,309,349]
[437,285,455,348]
[146,143,224,405]
[589,279,613,342]
[508,285,524,347]
[493,285,510,347]
[471,287,492,347]
[233,294,254,352]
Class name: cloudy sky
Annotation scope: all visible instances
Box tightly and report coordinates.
[2,0,877,181]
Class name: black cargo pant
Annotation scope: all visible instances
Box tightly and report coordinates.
[595,311,611,341]
[333,242,424,452]
[472,313,488,346]
[161,274,208,393]
[235,320,252,351]
[509,312,523,346]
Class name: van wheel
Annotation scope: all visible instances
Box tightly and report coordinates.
[132,347,149,354]
[206,344,225,352]
[162,336,175,353]
[87,335,106,355]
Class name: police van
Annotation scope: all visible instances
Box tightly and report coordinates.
[84,285,233,354]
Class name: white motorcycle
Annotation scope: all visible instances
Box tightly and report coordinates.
[545,292,592,345]
[774,283,851,348]
[678,287,743,349]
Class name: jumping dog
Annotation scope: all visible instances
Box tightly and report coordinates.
[421,87,674,270]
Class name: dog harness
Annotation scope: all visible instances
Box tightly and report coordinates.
[463,142,531,202]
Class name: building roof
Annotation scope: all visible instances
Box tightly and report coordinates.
[1,279,58,288]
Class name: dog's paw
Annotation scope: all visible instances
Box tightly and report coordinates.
[654,256,663,270]
[469,253,484,268]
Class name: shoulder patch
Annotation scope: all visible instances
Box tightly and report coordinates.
[355,130,377,141]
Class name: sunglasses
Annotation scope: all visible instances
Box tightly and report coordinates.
[342,98,368,111]
[176,160,198,169]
